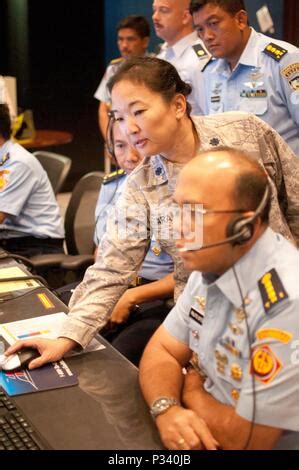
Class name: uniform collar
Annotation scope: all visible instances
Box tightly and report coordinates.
[212,228,281,307]
[146,155,185,189]
[0,140,13,160]
[237,28,260,67]
[164,31,198,59]
[212,28,259,75]
[148,155,169,186]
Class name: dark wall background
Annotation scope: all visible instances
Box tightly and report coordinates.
[0,0,290,192]
[1,0,104,190]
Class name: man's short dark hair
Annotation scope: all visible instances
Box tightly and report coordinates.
[0,104,12,140]
[117,15,150,39]
[189,0,246,15]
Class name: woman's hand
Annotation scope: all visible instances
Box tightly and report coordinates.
[110,288,138,324]
[5,337,77,369]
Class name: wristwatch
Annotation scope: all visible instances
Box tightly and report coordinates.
[150,397,180,419]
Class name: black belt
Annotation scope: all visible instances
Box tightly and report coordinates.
[130,276,153,287]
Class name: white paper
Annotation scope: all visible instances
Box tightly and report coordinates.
[256,5,275,34]
[0,312,105,353]
[0,266,39,294]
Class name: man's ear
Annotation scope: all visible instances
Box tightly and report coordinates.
[235,10,249,31]
[182,8,192,26]
[142,36,150,51]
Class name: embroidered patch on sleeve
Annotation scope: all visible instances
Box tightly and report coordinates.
[0,170,10,192]
[251,345,282,384]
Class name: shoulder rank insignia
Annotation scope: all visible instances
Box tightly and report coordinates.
[103,169,126,185]
[192,44,208,60]
[110,57,123,66]
[263,42,288,62]
[258,268,288,314]
[0,152,10,166]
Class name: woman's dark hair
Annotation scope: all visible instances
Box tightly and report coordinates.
[0,103,12,140]
[108,56,193,116]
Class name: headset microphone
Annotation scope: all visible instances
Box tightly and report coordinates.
[178,184,270,253]
[178,231,246,252]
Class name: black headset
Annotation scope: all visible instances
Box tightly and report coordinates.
[179,183,271,252]
[226,184,271,245]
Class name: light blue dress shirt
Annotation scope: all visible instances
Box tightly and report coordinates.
[94,173,173,281]
[158,32,210,115]
[0,140,64,239]
[202,29,299,155]
[164,228,299,449]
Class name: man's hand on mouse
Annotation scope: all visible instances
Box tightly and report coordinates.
[5,338,78,369]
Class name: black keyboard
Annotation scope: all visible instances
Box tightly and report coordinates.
[0,390,49,450]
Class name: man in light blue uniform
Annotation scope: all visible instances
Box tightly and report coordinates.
[94,16,150,139]
[0,104,64,257]
[139,148,299,450]
[190,0,299,155]
[153,0,210,115]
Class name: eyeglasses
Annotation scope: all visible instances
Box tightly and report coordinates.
[188,204,249,216]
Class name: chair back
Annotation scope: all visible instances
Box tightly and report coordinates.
[65,172,103,255]
[33,151,72,194]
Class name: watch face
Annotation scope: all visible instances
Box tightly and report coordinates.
[150,397,179,418]
[157,398,168,410]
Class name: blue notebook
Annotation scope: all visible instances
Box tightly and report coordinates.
[0,360,78,396]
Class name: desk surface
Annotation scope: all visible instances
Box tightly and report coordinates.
[19,130,73,150]
[0,258,162,450]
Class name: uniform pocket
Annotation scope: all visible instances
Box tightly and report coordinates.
[239,97,268,116]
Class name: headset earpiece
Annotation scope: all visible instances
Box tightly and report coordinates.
[226,216,254,245]
[226,184,271,246]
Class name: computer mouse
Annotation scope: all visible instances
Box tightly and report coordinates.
[0,348,40,371]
